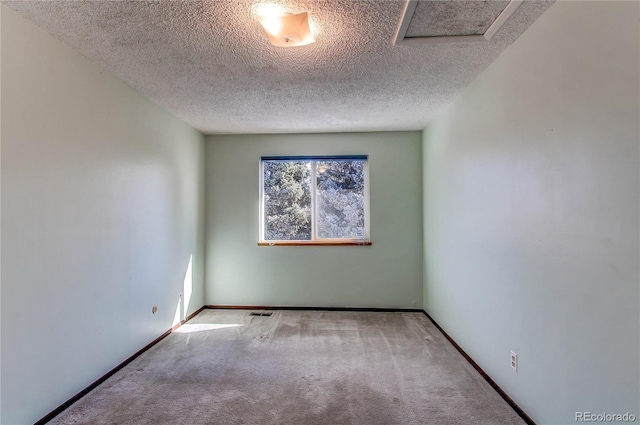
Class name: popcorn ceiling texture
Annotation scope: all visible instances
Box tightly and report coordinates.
[4,0,553,135]
[406,1,511,37]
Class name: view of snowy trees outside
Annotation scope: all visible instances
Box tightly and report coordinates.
[263,160,312,240]
[262,158,366,240]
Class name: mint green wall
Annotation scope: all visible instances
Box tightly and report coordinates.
[1,6,206,424]
[422,2,639,423]
[205,132,423,308]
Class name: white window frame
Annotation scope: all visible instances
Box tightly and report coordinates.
[259,155,371,246]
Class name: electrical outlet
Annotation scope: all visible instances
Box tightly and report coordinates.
[510,351,518,372]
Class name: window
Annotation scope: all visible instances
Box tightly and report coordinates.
[259,156,370,245]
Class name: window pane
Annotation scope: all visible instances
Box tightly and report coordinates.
[263,160,312,240]
[315,160,365,239]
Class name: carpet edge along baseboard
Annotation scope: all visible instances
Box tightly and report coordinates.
[206,305,423,312]
[34,306,205,425]
[420,310,536,425]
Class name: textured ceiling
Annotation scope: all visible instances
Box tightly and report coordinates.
[3,0,553,135]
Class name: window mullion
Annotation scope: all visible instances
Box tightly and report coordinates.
[310,160,317,241]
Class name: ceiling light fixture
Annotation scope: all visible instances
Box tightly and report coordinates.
[257,11,315,47]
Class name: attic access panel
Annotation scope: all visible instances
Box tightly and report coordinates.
[394,0,523,45]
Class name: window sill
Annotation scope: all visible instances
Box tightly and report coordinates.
[258,241,372,246]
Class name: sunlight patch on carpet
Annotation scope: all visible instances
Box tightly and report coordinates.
[174,323,244,333]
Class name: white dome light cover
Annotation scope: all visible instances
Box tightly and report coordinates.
[258,12,315,47]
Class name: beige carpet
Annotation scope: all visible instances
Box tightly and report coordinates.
[50,310,525,425]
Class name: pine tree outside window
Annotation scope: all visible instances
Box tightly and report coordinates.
[259,156,371,245]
